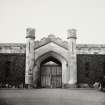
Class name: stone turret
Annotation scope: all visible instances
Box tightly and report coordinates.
[67,29,77,87]
[25,28,35,88]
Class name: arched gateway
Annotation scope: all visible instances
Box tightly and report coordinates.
[34,51,67,88]
[25,28,77,88]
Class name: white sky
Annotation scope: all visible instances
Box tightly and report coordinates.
[0,0,105,44]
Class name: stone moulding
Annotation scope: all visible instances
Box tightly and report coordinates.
[77,44,105,48]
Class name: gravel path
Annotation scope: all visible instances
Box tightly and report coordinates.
[0,89,105,105]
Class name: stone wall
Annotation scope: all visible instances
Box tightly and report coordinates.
[77,54,105,85]
[0,36,105,87]
[0,53,25,86]
[0,53,105,87]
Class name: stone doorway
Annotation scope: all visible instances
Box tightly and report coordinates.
[40,57,62,88]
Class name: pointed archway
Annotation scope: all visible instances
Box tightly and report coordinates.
[33,51,68,88]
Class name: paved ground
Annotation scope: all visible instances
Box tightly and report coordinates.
[0,88,105,105]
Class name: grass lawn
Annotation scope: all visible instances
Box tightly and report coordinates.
[0,88,105,105]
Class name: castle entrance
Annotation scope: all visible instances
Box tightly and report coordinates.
[40,57,62,88]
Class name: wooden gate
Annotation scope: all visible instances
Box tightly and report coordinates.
[40,65,62,88]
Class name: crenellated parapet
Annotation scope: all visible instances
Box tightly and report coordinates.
[77,44,105,54]
[0,42,105,55]
[0,43,25,54]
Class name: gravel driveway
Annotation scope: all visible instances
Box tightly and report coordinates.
[0,88,105,105]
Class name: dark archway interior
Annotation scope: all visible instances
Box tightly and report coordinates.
[40,56,61,66]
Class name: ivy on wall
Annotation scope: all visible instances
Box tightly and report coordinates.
[77,54,105,84]
[0,53,25,86]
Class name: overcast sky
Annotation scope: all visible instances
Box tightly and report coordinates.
[0,0,105,44]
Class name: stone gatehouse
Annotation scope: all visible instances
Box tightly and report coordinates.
[0,28,105,88]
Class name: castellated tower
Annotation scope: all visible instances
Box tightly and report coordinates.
[67,29,77,87]
[25,28,35,88]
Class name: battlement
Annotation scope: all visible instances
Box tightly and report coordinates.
[0,43,25,54]
[0,35,105,54]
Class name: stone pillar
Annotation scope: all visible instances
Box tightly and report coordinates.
[67,29,77,87]
[25,28,35,88]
